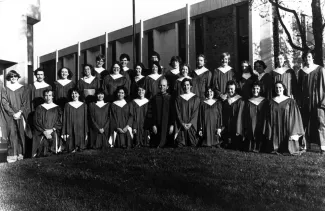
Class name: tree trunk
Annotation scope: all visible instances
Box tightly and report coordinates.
[311,0,324,66]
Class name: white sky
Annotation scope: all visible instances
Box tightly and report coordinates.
[34,0,204,58]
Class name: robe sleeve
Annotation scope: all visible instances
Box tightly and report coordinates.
[89,103,101,131]
[188,97,200,130]
[319,67,325,108]
[1,89,15,116]
[236,100,245,136]
[54,107,63,131]
[263,102,272,140]
[62,103,69,135]
[131,103,137,130]
[33,107,45,133]
[289,100,304,136]
[175,97,183,127]
[126,103,133,127]
[289,69,298,99]
[84,104,88,135]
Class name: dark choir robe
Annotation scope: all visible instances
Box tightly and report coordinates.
[89,102,110,149]
[94,67,109,81]
[165,68,180,96]
[211,66,236,96]
[29,81,52,111]
[271,67,297,98]
[238,73,257,100]
[222,94,244,149]
[102,74,130,102]
[131,98,150,147]
[33,103,62,156]
[109,100,133,148]
[130,76,145,100]
[121,67,133,82]
[149,92,174,147]
[264,97,304,155]
[298,65,325,149]
[191,67,212,100]
[62,102,88,152]
[1,84,30,156]
[143,74,163,99]
[198,99,223,147]
[53,80,76,109]
[238,97,268,152]
[77,76,100,103]
[0,87,9,140]
[173,76,194,98]
[174,93,200,147]
[257,72,273,100]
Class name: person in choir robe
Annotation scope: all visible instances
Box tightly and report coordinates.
[211,52,236,100]
[146,51,163,76]
[173,63,194,98]
[2,70,30,162]
[0,86,9,142]
[77,64,100,104]
[253,60,272,99]
[222,80,244,150]
[237,61,257,100]
[238,81,268,152]
[62,88,88,152]
[198,87,223,147]
[143,61,164,99]
[88,89,110,149]
[131,86,150,147]
[119,53,133,81]
[165,56,182,96]
[53,67,76,109]
[264,81,304,155]
[130,62,146,100]
[174,78,200,147]
[150,78,174,148]
[109,86,133,148]
[94,54,109,81]
[102,61,130,102]
[271,52,297,99]
[33,89,62,157]
[191,54,212,100]
[297,49,325,153]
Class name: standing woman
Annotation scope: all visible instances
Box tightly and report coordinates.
[264,82,304,155]
[237,61,257,100]
[271,52,297,99]
[143,61,164,99]
[198,87,223,147]
[109,86,133,148]
[53,67,76,109]
[253,60,272,100]
[165,56,182,95]
[102,61,130,102]
[130,62,146,100]
[2,70,30,162]
[62,88,88,152]
[174,78,201,147]
[77,64,100,104]
[88,89,110,149]
[94,54,109,82]
[173,63,193,98]
[211,52,236,100]
[191,54,211,100]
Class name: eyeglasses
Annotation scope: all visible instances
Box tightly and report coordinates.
[10,75,18,78]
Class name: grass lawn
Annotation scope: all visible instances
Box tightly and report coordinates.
[0,147,325,211]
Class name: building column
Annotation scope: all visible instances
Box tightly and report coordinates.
[185,4,190,64]
[175,22,179,57]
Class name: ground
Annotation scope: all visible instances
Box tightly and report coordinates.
[0,147,324,211]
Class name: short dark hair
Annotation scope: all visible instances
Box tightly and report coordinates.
[181,78,193,89]
[6,70,21,81]
[34,68,45,76]
[204,87,216,98]
[151,51,161,61]
[114,86,128,99]
[58,67,73,80]
[169,56,182,67]
[43,89,54,97]
[96,54,105,62]
[134,62,145,70]
[302,49,315,64]
[69,88,81,101]
[220,52,231,63]
[196,54,207,67]
[150,61,162,74]
[110,61,122,74]
[273,81,288,96]
[95,88,105,96]
[254,60,267,70]
[226,80,239,91]
[181,63,191,75]
[82,64,95,77]
[119,53,130,61]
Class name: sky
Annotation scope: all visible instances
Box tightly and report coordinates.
[34,0,204,59]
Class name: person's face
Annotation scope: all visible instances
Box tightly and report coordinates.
[182,81,192,93]
[275,83,284,96]
[172,60,179,69]
[207,89,214,99]
[306,53,314,65]
[112,64,120,75]
[120,58,129,67]
[255,63,264,74]
[181,66,189,76]
[117,89,125,100]
[135,65,142,76]
[96,59,104,68]
[61,68,69,79]
[152,64,158,74]
[97,93,104,101]
[222,56,229,66]
[151,55,158,62]
[137,87,146,98]
[84,66,92,77]
[36,71,45,82]
[197,56,205,68]
[44,91,53,104]
[159,80,168,94]
[241,62,249,72]
[277,55,285,67]
[10,74,19,83]
[252,85,261,97]
[227,84,236,97]
[71,91,80,101]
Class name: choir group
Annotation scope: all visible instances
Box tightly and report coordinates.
[1,49,325,163]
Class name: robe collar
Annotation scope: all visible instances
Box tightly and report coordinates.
[242,73,251,80]
[257,72,266,81]
[81,75,95,84]
[134,98,149,107]
[6,83,23,91]
[69,101,83,109]
[302,64,319,74]
[113,99,127,108]
[194,67,208,76]
[170,68,180,75]
[180,92,195,101]
[110,74,123,80]
[204,99,216,106]
[177,76,192,81]
[122,67,130,72]
[148,73,162,81]
[273,67,289,75]
[94,67,105,74]
[134,75,144,82]
[273,95,289,104]
[248,96,265,106]
[57,79,72,86]
[41,102,58,110]
[227,94,241,105]
[217,66,232,74]
[34,81,50,89]
[96,101,107,108]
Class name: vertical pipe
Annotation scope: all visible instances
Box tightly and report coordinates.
[133,0,136,66]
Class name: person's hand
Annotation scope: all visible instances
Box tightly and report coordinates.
[169,125,174,134]
[122,126,129,133]
[182,123,187,129]
[13,111,22,120]
[199,131,203,137]
[217,128,222,137]
[61,135,69,141]
[152,125,157,134]
[220,94,227,101]
[85,135,88,141]
[132,129,137,134]
[99,128,104,134]
[117,128,124,133]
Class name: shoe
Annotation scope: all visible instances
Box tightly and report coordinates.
[7,155,18,163]
[17,154,24,160]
